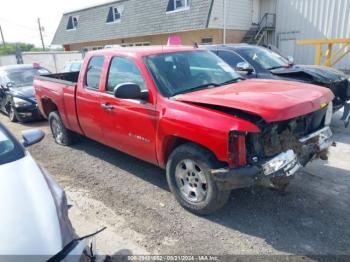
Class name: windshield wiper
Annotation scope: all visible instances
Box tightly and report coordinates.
[220,77,244,86]
[267,65,287,70]
[173,83,220,96]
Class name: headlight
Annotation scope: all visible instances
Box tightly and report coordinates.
[324,101,333,126]
[13,97,32,107]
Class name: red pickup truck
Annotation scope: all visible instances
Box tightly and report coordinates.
[34,46,334,214]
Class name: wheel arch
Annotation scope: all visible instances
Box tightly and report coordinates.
[40,97,58,119]
[159,135,225,168]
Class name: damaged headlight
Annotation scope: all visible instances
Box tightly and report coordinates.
[13,97,32,107]
[324,101,333,126]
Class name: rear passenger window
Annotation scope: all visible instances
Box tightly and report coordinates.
[86,56,104,89]
[106,57,147,93]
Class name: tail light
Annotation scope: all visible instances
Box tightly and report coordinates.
[228,131,247,168]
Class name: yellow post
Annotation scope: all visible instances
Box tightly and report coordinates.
[315,44,322,65]
[325,44,333,67]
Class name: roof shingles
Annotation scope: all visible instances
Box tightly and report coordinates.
[52,0,212,45]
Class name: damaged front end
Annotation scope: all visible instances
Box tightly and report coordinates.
[212,104,334,190]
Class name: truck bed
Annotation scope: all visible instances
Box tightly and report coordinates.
[35,71,79,86]
[34,71,81,134]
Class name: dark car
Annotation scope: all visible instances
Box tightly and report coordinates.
[0,64,50,122]
[207,44,350,115]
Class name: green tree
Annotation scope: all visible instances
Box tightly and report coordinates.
[0,42,63,55]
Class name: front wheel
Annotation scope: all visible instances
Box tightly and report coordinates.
[9,106,18,122]
[166,143,230,215]
[49,111,73,146]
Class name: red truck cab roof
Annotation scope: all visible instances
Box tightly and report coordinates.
[88,45,201,58]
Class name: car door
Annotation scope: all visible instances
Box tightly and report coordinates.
[99,56,158,164]
[217,50,257,79]
[76,56,106,143]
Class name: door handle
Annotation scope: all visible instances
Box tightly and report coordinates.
[101,103,114,110]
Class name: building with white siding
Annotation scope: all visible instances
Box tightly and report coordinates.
[275,0,350,70]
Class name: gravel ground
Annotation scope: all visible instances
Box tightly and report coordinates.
[1,111,350,259]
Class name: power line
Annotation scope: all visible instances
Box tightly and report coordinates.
[0,17,37,31]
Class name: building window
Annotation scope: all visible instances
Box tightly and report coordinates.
[120,42,151,47]
[66,16,78,30]
[166,0,190,13]
[201,37,213,45]
[106,6,122,23]
[92,46,103,50]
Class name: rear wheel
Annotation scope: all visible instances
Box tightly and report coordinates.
[49,111,73,146]
[166,143,230,215]
[9,106,18,122]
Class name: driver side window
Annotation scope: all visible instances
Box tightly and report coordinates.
[106,57,147,93]
[217,50,246,69]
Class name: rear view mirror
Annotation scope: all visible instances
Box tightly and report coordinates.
[21,129,45,147]
[236,62,254,73]
[114,83,149,100]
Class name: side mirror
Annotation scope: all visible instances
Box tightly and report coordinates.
[236,62,254,73]
[113,83,149,100]
[287,56,294,64]
[21,129,45,147]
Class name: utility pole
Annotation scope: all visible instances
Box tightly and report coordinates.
[37,18,45,51]
[0,25,5,47]
[223,0,227,44]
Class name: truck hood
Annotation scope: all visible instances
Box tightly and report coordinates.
[0,154,73,256]
[174,79,334,122]
[270,65,348,84]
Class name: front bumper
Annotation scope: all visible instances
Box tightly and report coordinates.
[341,101,350,127]
[212,126,333,190]
[14,104,42,121]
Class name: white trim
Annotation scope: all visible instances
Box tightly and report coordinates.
[166,6,190,14]
[106,19,121,25]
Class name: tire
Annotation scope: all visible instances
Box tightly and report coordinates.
[9,106,18,122]
[166,143,230,215]
[49,111,73,146]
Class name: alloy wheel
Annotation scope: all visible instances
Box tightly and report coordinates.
[175,159,208,203]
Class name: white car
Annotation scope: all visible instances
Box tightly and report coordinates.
[63,61,83,73]
[0,123,98,261]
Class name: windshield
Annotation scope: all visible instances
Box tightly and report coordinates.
[0,125,25,165]
[239,47,289,70]
[144,50,242,96]
[4,67,50,87]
